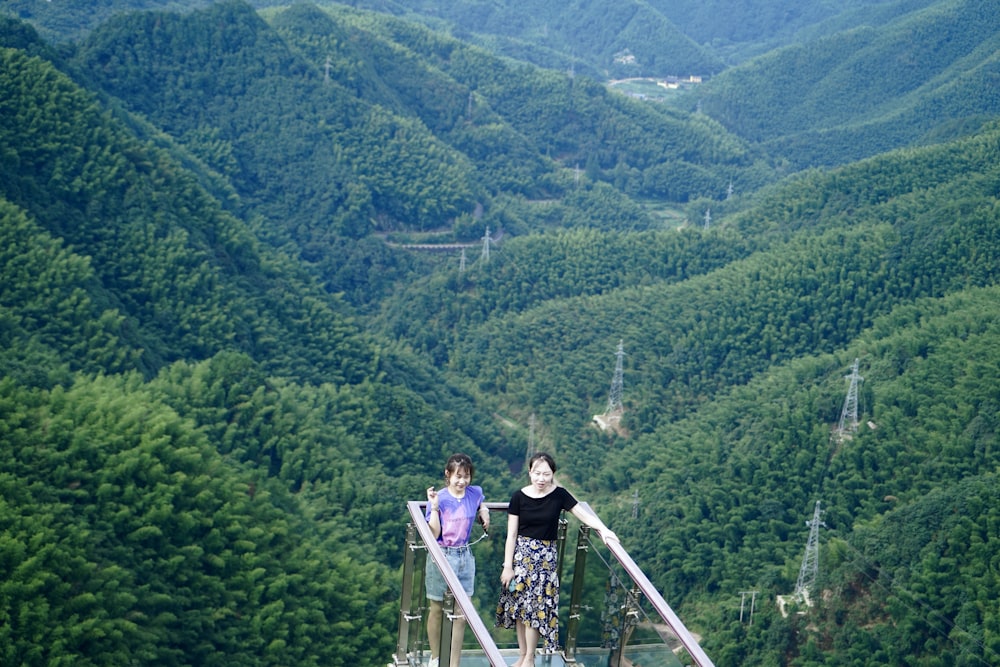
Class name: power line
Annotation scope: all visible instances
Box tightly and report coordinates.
[525,413,537,471]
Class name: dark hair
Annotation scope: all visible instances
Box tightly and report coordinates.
[444,453,474,479]
[527,452,557,474]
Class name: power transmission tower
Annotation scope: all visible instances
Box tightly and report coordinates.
[703,208,711,229]
[738,590,759,625]
[324,56,332,83]
[481,226,491,262]
[525,413,537,470]
[605,340,625,415]
[631,489,639,519]
[834,359,863,442]
[459,248,467,273]
[794,501,825,605]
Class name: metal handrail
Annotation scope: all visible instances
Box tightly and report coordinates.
[405,501,508,667]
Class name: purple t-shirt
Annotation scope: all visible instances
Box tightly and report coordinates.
[425,486,485,547]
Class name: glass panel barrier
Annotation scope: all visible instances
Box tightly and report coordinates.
[567,526,684,667]
[567,503,713,667]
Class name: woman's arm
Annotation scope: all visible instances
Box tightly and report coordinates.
[500,514,519,587]
[426,486,441,540]
[477,498,491,534]
[570,504,618,544]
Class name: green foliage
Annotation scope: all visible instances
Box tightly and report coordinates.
[0,199,138,380]
[306,4,764,202]
[347,0,722,78]
[699,0,1000,167]
[0,374,397,666]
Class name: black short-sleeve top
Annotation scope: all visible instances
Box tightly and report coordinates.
[508,486,578,541]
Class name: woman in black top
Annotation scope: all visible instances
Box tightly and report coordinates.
[496,453,618,667]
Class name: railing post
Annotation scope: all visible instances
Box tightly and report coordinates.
[564,525,591,664]
[609,586,641,667]
[555,517,569,583]
[395,523,422,667]
[439,589,456,667]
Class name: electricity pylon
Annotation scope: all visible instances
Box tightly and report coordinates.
[834,359,863,441]
[794,500,825,605]
[604,340,625,415]
[524,413,537,470]
[481,226,491,262]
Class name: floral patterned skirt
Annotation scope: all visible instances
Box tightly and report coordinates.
[495,535,560,651]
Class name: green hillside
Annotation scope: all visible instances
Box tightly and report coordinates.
[1,18,514,665]
[2,1,1000,666]
[62,0,768,312]
[697,0,1000,167]
[321,0,723,78]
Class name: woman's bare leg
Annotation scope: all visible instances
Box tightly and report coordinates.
[448,617,466,667]
[510,621,528,667]
[427,600,443,662]
[522,625,540,667]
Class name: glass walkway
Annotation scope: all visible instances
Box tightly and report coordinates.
[391,501,714,667]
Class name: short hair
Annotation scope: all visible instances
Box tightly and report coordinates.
[444,452,475,478]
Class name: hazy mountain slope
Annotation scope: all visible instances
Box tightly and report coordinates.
[698,0,1000,166]
[71,0,769,249]
[646,0,941,61]
[351,0,723,77]
[336,6,767,192]
[72,0,478,240]
[0,0,211,41]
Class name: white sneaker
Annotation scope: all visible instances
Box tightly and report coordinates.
[429,658,439,667]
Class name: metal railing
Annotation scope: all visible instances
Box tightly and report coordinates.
[392,500,713,667]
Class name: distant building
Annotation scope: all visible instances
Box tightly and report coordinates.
[613,49,637,65]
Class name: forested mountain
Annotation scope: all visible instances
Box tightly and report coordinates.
[696,0,1000,167]
[2,1,1000,666]
[342,0,723,79]
[1,16,514,665]
[60,0,768,310]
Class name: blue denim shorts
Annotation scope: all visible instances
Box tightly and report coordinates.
[425,545,475,601]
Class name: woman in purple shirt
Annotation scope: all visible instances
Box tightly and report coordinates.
[425,453,490,667]
[496,452,618,667]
